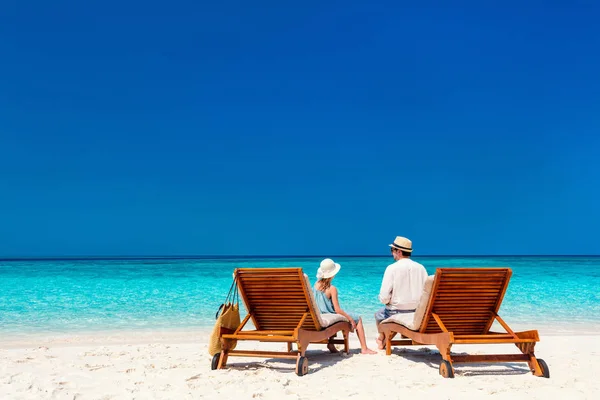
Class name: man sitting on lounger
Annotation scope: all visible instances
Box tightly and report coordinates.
[375,236,428,349]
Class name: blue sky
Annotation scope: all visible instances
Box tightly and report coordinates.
[1,1,599,256]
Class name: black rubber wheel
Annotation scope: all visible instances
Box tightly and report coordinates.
[537,358,550,378]
[439,360,455,378]
[211,353,220,370]
[295,356,309,377]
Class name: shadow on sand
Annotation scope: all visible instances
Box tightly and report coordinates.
[389,346,532,377]
[217,347,355,375]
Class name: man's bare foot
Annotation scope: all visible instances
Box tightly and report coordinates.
[375,337,385,350]
[361,348,377,355]
[327,343,339,353]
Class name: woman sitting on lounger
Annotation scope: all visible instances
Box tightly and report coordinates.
[314,258,377,355]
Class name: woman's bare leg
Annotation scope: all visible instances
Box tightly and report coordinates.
[355,318,377,354]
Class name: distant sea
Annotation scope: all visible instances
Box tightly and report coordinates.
[1,256,599,337]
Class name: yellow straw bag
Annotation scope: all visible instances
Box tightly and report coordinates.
[208,277,241,356]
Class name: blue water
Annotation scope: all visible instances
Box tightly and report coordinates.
[1,256,599,336]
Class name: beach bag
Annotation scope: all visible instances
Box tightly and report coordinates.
[208,277,241,356]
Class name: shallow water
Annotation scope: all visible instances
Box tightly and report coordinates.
[1,256,598,336]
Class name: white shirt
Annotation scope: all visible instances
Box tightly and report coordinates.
[378,258,428,310]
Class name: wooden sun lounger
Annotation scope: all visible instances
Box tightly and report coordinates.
[379,268,549,378]
[211,267,352,376]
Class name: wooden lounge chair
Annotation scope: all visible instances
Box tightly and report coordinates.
[379,267,549,378]
[210,267,352,376]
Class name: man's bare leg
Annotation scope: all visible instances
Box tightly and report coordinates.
[374,313,385,350]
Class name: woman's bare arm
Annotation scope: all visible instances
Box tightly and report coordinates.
[329,286,356,330]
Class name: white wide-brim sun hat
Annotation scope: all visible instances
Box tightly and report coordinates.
[317,258,341,279]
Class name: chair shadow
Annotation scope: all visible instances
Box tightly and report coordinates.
[220,347,354,375]
[389,347,532,377]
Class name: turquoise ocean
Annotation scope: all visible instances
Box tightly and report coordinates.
[1,256,599,337]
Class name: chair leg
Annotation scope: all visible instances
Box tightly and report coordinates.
[217,351,229,369]
[296,335,309,357]
[287,342,293,352]
[527,354,545,377]
[514,336,544,377]
[436,342,455,378]
[343,330,349,354]
[436,342,452,362]
[294,338,310,376]
[385,332,396,355]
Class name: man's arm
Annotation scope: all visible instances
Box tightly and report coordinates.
[378,267,393,305]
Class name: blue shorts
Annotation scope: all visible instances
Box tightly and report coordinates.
[375,307,416,323]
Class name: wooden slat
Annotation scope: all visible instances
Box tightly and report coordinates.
[244,292,305,297]
[237,268,302,273]
[244,298,306,303]
[253,318,313,323]
[435,317,494,321]
[434,300,498,303]
[454,338,535,344]
[239,330,295,335]
[433,313,494,317]
[240,276,303,280]
[222,334,296,342]
[251,308,308,312]
[432,315,493,320]
[227,350,299,359]
[437,279,505,282]
[243,286,304,290]
[436,292,501,296]
[243,286,303,290]
[253,311,309,316]
[451,354,530,363]
[438,278,506,282]
[435,297,500,300]
[433,303,498,308]
[390,339,414,346]
[454,334,516,339]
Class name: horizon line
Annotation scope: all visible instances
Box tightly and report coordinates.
[1,254,599,261]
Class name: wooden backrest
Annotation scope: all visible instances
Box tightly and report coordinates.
[420,268,512,335]
[235,267,322,331]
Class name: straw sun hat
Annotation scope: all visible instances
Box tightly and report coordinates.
[389,236,413,252]
[316,258,341,279]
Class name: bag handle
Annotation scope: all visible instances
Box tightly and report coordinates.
[214,303,225,319]
[215,274,239,319]
[224,276,239,305]
[232,280,239,306]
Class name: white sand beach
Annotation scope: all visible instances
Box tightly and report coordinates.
[1,328,598,400]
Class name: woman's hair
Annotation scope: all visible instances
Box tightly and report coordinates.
[316,277,333,291]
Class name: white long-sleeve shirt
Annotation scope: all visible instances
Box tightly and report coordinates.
[378,258,428,310]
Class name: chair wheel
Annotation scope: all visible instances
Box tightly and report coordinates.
[439,360,455,378]
[295,356,308,376]
[211,353,220,370]
[537,358,550,378]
